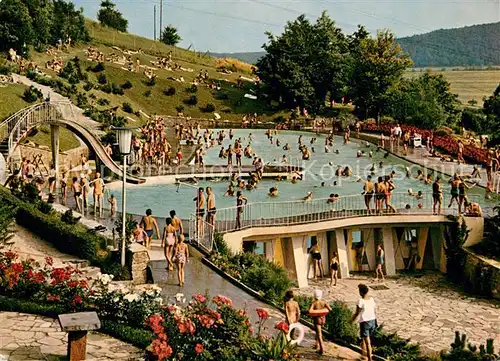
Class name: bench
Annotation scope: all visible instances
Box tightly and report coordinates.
[58,312,101,361]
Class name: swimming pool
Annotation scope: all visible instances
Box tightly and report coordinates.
[107,129,492,219]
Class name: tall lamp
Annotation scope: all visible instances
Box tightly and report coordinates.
[111,126,133,266]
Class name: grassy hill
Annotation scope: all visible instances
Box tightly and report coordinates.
[26,20,283,128]
[398,22,500,67]
[211,51,264,65]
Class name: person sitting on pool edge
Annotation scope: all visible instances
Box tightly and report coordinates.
[327,193,340,203]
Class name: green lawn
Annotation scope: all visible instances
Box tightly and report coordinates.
[0,84,31,120]
[27,125,81,152]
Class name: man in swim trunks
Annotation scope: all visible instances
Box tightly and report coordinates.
[206,187,216,227]
[91,172,105,215]
[432,177,443,215]
[363,175,375,214]
[140,209,160,248]
[193,187,206,238]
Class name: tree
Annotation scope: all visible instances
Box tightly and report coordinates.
[482,84,500,144]
[0,0,34,51]
[348,30,413,119]
[97,0,128,32]
[52,0,90,44]
[160,25,181,46]
[256,12,348,113]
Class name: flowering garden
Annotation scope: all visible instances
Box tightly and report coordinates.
[0,250,298,361]
[362,123,488,164]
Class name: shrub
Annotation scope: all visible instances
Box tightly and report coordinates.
[97,73,107,84]
[0,63,13,75]
[100,84,112,93]
[122,102,134,113]
[83,82,94,91]
[145,77,156,86]
[440,332,497,361]
[111,83,124,95]
[37,201,53,215]
[22,86,43,102]
[175,105,184,113]
[61,209,80,225]
[372,326,427,361]
[184,95,198,105]
[143,90,152,97]
[325,301,359,344]
[0,202,16,248]
[76,93,88,108]
[185,84,197,93]
[213,233,230,256]
[97,98,110,106]
[88,62,105,73]
[164,86,176,96]
[201,103,216,113]
[122,80,133,89]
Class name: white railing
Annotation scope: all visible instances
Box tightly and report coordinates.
[188,192,483,240]
[188,216,217,252]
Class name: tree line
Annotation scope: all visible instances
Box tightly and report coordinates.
[255,12,462,129]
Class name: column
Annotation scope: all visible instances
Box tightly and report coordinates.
[382,227,396,276]
[317,232,329,276]
[291,236,308,288]
[334,229,350,279]
[50,124,59,183]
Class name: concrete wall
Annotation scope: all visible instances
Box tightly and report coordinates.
[19,144,88,173]
[463,249,500,301]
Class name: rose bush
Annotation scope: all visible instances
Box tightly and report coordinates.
[146,294,298,361]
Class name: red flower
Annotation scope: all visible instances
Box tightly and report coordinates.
[192,293,207,303]
[275,321,290,333]
[256,308,270,320]
[71,295,83,307]
[45,256,53,266]
[47,294,60,302]
[212,295,233,307]
[177,318,196,335]
[67,280,78,288]
[11,263,23,274]
[4,251,17,260]
[195,343,204,354]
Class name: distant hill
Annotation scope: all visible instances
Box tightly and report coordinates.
[213,22,500,68]
[398,22,500,67]
[211,52,264,65]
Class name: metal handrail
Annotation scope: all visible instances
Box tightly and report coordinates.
[188,192,483,239]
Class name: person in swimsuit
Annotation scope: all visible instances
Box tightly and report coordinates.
[309,242,324,281]
[48,164,57,194]
[330,252,339,287]
[235,191,248,230]
[206,187,216,228]
[71,177,82,213]
[308,290,331,355]
[375,245,385,282]
[375,177,386,214]
[193,187,206,239]
[91,172,105,215]
[384,176,396,212]
[133,223,148,246]
[108,194,117,217]
[140,209,160,249]
[163,217,177,271]
[433,177,443,215]
[60,171,67,204]
[448,175,461,210]
[363,175,374,214]
[174,234,189,286]
[170,210,183,237]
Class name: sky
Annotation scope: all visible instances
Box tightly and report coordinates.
[74,0,500,53]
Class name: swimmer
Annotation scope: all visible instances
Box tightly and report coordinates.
[302,192,313,201]
[268,187,278,197]
[283,143,290,151]
[327,193,340,203]
[291,176,298,184]
[224,183,235,197]
[416,191,423,200]
[311,147,315,153]
[406,167,411,178]
[424,174,432,185]
[325,145,330,153]
[329,161,334,166]
[335,150,340,154]
[282,155,288,163]
[335,166,342,177]
[408,188,415,196]
[369,151,373,158]
[379,162,384,169]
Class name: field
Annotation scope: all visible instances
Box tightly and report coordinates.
[405,69,500,105]
[0,84,31,120]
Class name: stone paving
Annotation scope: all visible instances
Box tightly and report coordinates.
[296,273,500,354]
[0,312,142,361]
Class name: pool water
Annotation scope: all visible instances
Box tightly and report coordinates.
[109,129,491,219]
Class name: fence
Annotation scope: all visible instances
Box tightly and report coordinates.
[188,192,483,246]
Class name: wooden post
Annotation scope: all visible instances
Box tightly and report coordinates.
[58,312,101,361]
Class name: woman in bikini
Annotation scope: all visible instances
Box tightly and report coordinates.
[174,234,189,286]
[330,252,339,287]
[309,242,324,281]
[162,217,177,271]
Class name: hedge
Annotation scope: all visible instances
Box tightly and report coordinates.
[0,296,152,350]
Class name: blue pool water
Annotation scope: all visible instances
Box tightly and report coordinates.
[109,129,491,219]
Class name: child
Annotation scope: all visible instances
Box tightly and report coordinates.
[108,194,117,217]
[308,290,331,355]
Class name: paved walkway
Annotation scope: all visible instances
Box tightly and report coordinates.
[0,312,142,361]
[295,273,500,354]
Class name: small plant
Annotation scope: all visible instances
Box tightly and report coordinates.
[122,102,134,113]
[122,80,133,89]
[100,84,112,94]
[111,83,124,95]
[175,105,184,113]
[22,86,43,102]
[143,90,152,97]
[76,93,88,108]
[83,82,94,91]
[185,84,197,93]
[61,209,81,225]
[163,86,176,96]
[97,73,107,84]
[88,62,105,73]
[184,95,198,105]
[201,103,216,112]
[36,201,53,215]
[325,301,359,344]
[145,77,156,86]
[97,98,110,106]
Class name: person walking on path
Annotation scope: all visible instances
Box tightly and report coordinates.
[351,284,377,361]
[140,209,160,248]
[170,210,183,237]
[284,290,300,326]
[432,177,443,215]
[375,245,385,282]
[308,290,331,355]
[174,234,189,286]
[330,252,339,287]
[162,217,177,271]
[90,172,105,216]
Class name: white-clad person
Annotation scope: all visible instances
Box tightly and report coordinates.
[351,284,377,361]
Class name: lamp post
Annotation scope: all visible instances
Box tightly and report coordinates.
[111,127,133,266]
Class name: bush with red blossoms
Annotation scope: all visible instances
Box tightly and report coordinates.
[146,294,299,361]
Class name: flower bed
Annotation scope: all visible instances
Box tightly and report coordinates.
[362,123,488,164]
[145,293,297,361]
